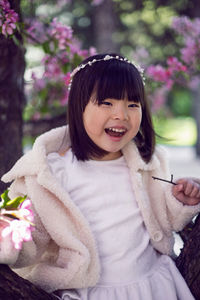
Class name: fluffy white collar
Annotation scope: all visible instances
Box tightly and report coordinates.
[2,126,161,183]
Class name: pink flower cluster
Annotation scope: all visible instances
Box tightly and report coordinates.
[1,199,34,250]
[25,17,97,116]
[147,56,187,90]
[0,0,18,36]
[92,0,104,6]
[43,55,63,79]
[50,18,73,50]
[26,19,48,44]
[150,86,169,112]
[26,18,73,51]
[172,17,200,69]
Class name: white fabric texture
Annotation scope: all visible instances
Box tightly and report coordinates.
[48,149,194,300]
[1,126,200,293]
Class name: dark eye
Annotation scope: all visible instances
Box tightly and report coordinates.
[128,103,139,108]
[102,101,112,106]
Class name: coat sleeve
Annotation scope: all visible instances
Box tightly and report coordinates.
[0,178,51,268]
[156,146,200,232]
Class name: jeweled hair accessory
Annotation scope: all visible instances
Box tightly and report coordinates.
[68,54,145,90]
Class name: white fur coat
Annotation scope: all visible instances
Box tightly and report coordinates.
[1,126,200,293]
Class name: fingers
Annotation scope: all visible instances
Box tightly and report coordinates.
[172,178,200,205]
[176,179,200,198]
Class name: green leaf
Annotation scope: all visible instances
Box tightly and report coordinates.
[42,41,51,54]
[0,190,27,209]
[0,189,11,209]
[12,35,21,47]
[6,195,27,209]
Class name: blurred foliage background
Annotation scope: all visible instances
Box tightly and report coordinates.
[21,0,199,145]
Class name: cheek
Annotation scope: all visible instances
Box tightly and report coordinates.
[131,111,142,129]
[83,112,102,136]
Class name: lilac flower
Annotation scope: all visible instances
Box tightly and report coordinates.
[0,0,19,36]
[25,19,48,44]
[2,219,34,250]
[0,0,10,10]
[92,0,104,6]
[2,20,16,35]
[151,86,169,112]
[42,55,62,79]
[50,18,73,50]
[1,197,35,250]
[18,199,34,223]
[167,57,187,72]
[147,65,170,82]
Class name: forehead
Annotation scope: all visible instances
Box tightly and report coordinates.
[90,61,144,103]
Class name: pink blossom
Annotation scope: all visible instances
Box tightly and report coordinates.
[180,37,200,66]
[5,10,18,23]
[32,112,41,120]
[64,72,71,86]
[25,19,48,44]
[88,47,97,56]
[42,55,62,79]
[188,76,200,90]
[2,219,34,250]
[172,16,193,36]
[1,199,35,250]
[0,0,10,10]
[32,72,46,91]
[151,86,169,112]
[92,0,104,6]
[147,65,170,82]
[50,18,73,50]
[167,57,187,72]
[60,89,69,106]
[0,4,18,36]
[19,199,34,223]
[2,20,16,35]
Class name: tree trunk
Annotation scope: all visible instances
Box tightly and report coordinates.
[0,264,56,299]
[0,0,26,193]
[176,214,200,299]
[93,0,120,53]
[23,113,66,137]
[192,88,200,157]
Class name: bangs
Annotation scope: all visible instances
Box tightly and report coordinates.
[94,60,144,104]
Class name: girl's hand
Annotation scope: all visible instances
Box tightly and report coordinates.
[172,178,200,205]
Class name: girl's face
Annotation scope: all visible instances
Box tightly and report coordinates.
[83,97,142,160]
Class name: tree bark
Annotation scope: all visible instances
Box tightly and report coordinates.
[0,264,57,299]
[92,0,120,53]
[23,113,66,137]
[176,215,200,299]
[192,88,200,157]
[0,0,26,194]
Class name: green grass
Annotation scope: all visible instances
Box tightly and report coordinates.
[153,116,197,146]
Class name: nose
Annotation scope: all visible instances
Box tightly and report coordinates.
[112,103,128,120]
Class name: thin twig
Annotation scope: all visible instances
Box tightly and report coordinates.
[152,174,177,185]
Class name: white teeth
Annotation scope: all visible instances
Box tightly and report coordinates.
[108,127,126,133]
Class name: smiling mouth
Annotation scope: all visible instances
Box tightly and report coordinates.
[105,127,127,137]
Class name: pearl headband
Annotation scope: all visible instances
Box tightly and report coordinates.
[68,54,145,90]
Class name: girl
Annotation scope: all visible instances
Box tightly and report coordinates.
[0,53,200,300]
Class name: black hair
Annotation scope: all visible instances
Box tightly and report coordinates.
[67,53,155,162]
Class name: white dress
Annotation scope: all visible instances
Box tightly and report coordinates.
[47,149,195,300]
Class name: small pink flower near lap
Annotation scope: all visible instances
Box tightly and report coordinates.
[2,218,34,250]
[0,196,35,250]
